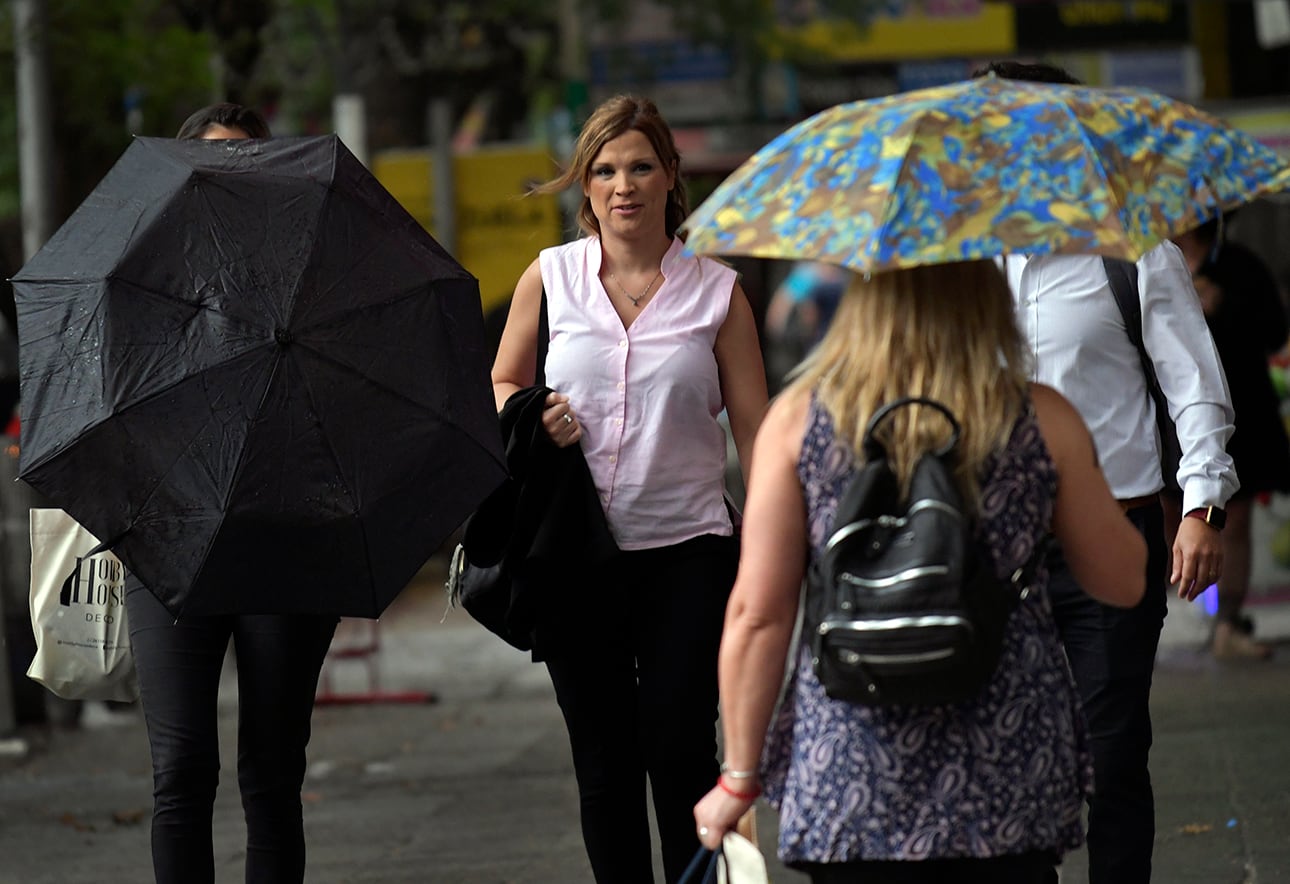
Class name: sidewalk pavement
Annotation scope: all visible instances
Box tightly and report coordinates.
[2,556,1290,883]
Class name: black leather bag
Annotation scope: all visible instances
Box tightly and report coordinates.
[808,397,1043,706]
[443,290,549,652]
[446,541,527,649]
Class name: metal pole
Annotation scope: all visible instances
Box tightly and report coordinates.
[2,0,54,751]
[558,0,587,125]
[428,97,455,256]
[14,0,55,258]
[333,93,368,168]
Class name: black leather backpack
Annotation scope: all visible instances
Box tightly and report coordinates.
[808,397,1044,706]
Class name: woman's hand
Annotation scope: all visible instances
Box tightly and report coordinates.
[542,391,582,448]
[693,780,756,850]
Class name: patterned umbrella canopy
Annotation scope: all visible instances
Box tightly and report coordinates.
[681,74,1290,273]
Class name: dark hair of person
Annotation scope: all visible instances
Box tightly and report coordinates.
[534,94,689,239]
[971,61,1083,86]
[176,103,271,140]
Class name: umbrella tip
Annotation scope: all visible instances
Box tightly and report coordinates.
[274,327,295,346]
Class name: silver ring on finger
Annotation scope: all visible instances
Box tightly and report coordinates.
[563,413,573,425]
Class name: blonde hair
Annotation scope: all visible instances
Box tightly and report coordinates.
[534,95,688,239]
[786,260,1028,506]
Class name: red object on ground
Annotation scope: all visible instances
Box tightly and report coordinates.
[315,618,437,706]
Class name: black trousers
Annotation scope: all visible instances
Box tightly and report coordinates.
[545,534,737,884]
[800,850,1058,883]
[1045,502,1168,884]
[125,581,338,884]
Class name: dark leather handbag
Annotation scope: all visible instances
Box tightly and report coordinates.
[443,290,548,651]
[445,541,524,649]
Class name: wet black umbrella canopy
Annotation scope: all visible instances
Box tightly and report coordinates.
[13,135,505,618]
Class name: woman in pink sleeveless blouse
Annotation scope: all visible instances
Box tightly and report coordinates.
[491,95,768,883]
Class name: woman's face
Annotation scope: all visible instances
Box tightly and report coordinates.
[201,124,250,140]
[584,128,674,240]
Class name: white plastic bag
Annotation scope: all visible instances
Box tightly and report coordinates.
[27,508,138,701]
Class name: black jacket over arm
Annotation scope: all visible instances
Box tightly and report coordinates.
[460,385,618,656]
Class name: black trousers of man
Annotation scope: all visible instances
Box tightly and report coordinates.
[1045,501,1168,884]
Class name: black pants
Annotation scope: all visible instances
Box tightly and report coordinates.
[800,851,1058,883]
[1046,502,1168,884]
[125,581,338,884]
[545,534,737,884]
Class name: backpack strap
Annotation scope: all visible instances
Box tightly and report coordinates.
[1102,257,1180,490]
[1103,258,1154,394]
[1009,534,1052,596]
[862,397,960,462]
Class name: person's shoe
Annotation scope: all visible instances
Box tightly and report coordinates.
[1212,620,1273,661]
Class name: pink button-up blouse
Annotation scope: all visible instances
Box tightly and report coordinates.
[540,236,736,550]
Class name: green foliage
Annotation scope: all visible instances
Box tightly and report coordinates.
[0,0,217,225]
[0,0,896,227]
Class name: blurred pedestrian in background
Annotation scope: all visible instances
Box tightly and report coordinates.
[490,94,767,883]
[978,60,1238,884]
[762,260,849,390]
[0,309,16,424]
[693,259,1146,883]
[124,103,339,884]
[1172,215,1290,659]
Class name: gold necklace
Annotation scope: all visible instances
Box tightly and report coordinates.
[609,269,662,307]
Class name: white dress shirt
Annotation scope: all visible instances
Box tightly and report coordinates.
[1005,240,1238,512]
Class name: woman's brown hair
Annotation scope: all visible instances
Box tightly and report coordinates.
[534,95,688,239]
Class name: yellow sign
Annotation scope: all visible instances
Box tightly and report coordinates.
[776,3,1015,62]
[373,146,564,318]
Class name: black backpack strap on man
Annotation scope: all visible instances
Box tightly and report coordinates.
[808,396,1048,706]
[1103,257,1182,492]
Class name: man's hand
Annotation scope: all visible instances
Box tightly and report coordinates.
[1171,516,1223,600]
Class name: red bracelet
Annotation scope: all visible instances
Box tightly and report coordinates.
[718,775,760,802]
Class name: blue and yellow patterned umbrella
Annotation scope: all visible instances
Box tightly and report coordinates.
[681,75,1290,273]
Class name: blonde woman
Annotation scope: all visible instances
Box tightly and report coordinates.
[694,260,1146,883]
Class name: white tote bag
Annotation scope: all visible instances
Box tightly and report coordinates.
[27,508,138,701]
[718,831,769,884]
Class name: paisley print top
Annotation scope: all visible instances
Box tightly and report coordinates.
[761,395,1092,864]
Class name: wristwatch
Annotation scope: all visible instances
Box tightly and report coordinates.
[1185,505,1227,531]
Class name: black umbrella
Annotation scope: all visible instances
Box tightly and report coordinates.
[13,135,505,618]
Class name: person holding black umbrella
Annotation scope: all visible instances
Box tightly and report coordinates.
[123,103,339,884]
[490,94,768,883]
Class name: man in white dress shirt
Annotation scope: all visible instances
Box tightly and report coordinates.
[978,62,1239,884]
